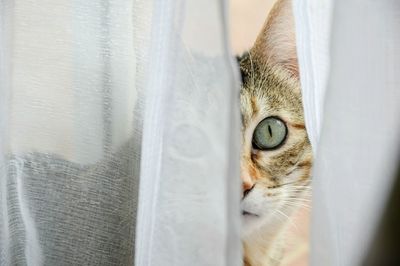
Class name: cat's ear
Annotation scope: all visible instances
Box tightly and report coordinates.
[251,0,298,78]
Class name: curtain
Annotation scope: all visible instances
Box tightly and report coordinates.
[295,0,400,265]
[134,0,241,265]
[292,0,332,153]
[4,0,399,265]
[0,0,241,265]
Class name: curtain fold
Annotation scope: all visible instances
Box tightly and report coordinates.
[295,0,400,265]
[0,0,241,265]
[1,1,139,265]
[293,0,332,153]
[134,0,241,265]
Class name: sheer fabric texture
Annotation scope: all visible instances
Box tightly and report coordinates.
[134,0,241,265]
[4,0,400,265]
[295,0,400,265]
[0,0,240,265]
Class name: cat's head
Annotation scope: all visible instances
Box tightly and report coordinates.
[238,0,312,237]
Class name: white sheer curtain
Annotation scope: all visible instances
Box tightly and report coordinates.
[134,0,241,265]
[0,0,240,265]
[293,0,332,153]
[6,0,400,265]
[295,0,400,265]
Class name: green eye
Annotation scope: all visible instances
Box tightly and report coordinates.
[252,117,287,150]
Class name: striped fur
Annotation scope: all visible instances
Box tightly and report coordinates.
[238,0,312,265]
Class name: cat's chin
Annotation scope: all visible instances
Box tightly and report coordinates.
[241,212,265,237]
[241,211,286,239]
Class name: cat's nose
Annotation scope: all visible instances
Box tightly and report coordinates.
[243,184,255,198]
[241,169,255,198]
[243,181,254,198]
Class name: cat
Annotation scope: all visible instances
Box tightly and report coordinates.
[237,0,312,265]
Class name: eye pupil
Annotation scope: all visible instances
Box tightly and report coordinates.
[252,116,287,150]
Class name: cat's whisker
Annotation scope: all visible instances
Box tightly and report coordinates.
[268,199,311,209]
[276,184,311,189]
[279,189,311,193]
[273,187,312,193]
[293,200,311,204]
[271,209,287,224]
[284,189,312,194]
[286,191,312,195]
[271,208,291,225]
[269,193,311,199]
[269,198,311,206]
[267,254,282,264]
[285,195,312,200]
[282,185,312,189]
[273,179,311,188]
[275,209,299,231]
[285,191,311,194]
[285,187,311,191]
[283,199,311,205]
[280,199,311,211]
[284,195,311,199]
[282,201,311,209]
[284,206,311,212]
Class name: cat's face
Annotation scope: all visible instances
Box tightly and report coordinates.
[239,57,312,237]
[238,0,312,238]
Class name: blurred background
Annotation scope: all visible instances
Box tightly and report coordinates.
[230,0,274,54]
[230,1,309,265]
